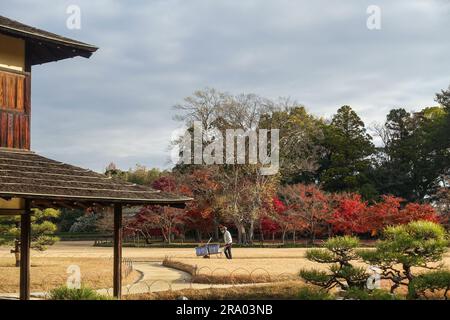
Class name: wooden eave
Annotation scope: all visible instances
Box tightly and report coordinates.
[0,15,98,65]
[0,148,191,210]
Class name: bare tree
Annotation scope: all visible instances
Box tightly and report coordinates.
[173,88,278,244]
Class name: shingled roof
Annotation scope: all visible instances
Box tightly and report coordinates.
[0,148,191,206]
[0,15,98,65]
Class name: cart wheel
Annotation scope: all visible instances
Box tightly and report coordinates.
[203,255,210,259]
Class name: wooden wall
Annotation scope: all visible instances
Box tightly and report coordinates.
[0,69,31,149]
[0,34,25,72]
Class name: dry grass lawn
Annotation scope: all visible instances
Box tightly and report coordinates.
[171,248,450,273]
[0,257,140,293]
[127,281,309,300]
[127,280,447,300]
[164,247,329,281]
[1,243,449,298]
[165,248,450,287]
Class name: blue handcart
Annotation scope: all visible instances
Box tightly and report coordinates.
[195,237,222,258]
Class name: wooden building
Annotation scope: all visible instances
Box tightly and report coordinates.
[0,16,191,300]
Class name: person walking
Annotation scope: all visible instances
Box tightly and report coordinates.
[221,226,233,259]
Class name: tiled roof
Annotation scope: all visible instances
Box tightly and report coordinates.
[0,148,191,205]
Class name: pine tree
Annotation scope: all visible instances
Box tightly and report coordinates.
[0,208,60,267]
[319,106,375,197]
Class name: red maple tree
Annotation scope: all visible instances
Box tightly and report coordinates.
[258,197,283,241]
[125,174,191,243]
[329,193,368,235]
[330,194,440,236]
[278,184,332,244]
[182,168,220,240]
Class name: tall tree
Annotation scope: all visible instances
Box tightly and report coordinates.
[372,108,419,199]
[434,84,450,191]
[173,88,278,244]
[373,105,448,201]
[436,84,450,110]
[218,165,277,244]
[259,103,325,184]
[319,106,375,197]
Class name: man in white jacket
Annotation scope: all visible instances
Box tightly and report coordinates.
[221,226,233,259]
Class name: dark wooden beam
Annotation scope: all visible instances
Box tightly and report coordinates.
[31,200,56,209]
[73,202,89,210]
[113,203,123,299]
[0,209,25,216]
[55,201,79,210]
[31,199,103,211]
[19,199,31,300]
[24,42,32,73]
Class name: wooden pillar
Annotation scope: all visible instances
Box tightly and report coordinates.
[20,200,31,300]
[113,203,123,299]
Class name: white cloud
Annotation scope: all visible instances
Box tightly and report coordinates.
[1,0,449,171]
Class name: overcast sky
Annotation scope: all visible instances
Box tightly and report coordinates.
[1,0,449,172]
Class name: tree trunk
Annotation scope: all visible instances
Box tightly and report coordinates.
[195,229,201,242]
[309,223,315,246]
[259,220,264,243]
[404,265,416,298]
[162,228,169,243]
[213,218,219,241]
[327,224,333,238]
[14,239,20,267]
[241,225,247,245]
[293,230,296,245]
[248,221,254,244]
[236,223,243,244]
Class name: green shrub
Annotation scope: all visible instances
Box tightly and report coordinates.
[324,236,360,251]
[300,236,368,291]
[299,269,332,285]
[297,287,333,300]
[359,221,449,295]
[408,270,450,300]
[48,286,112,300]
[342,288,402,300]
